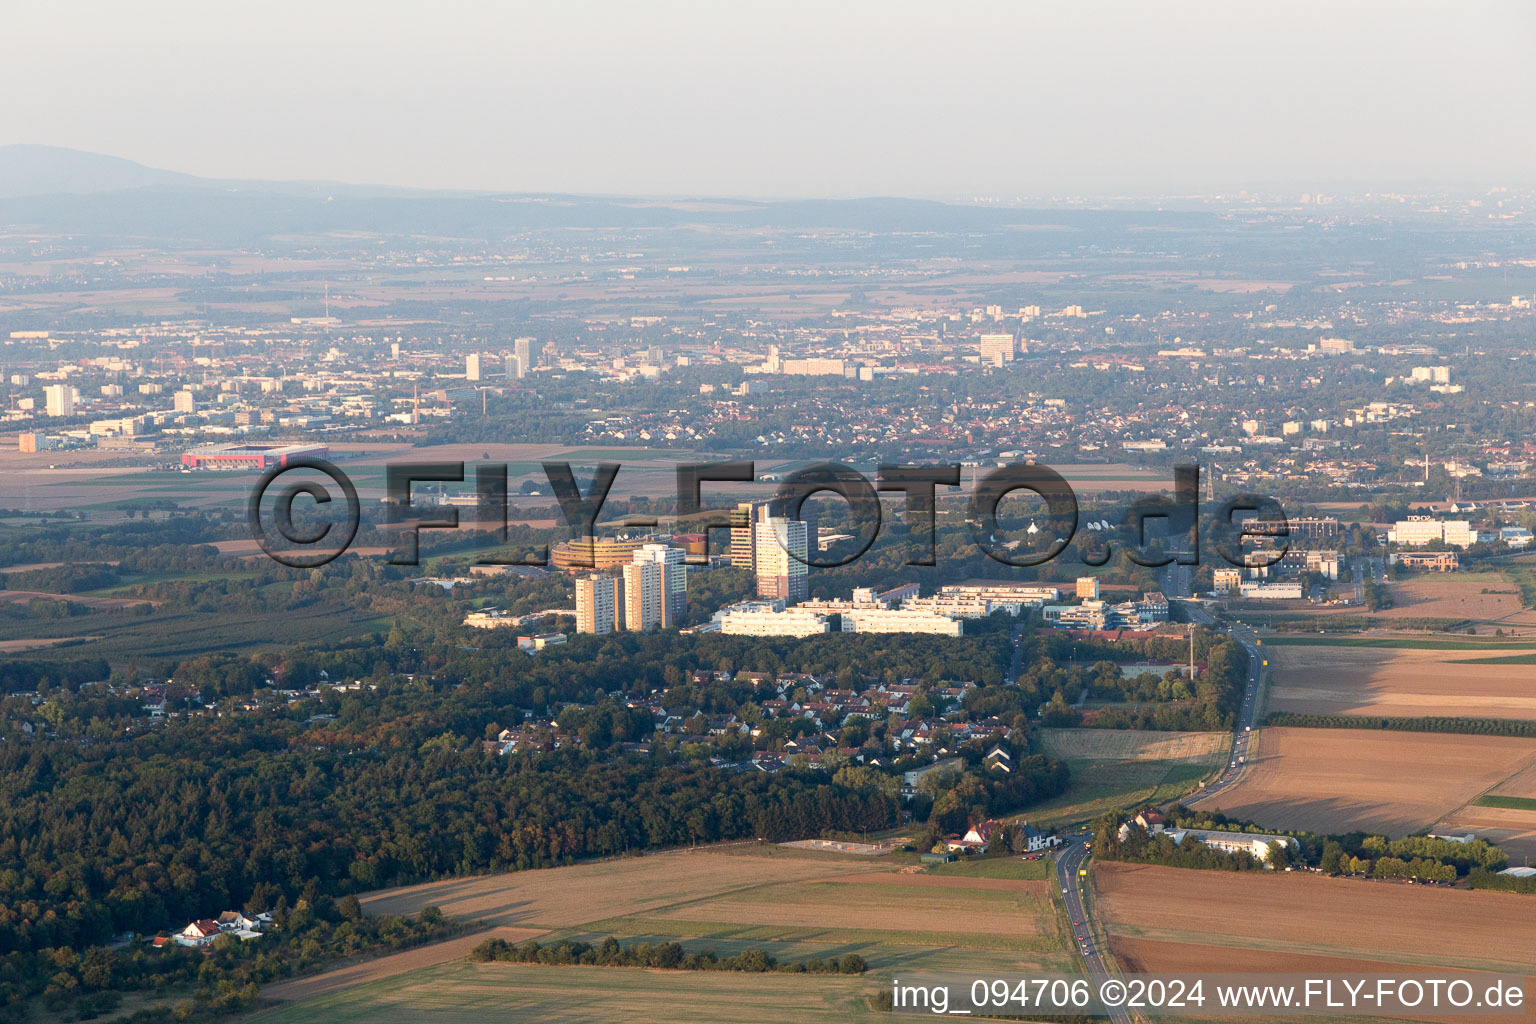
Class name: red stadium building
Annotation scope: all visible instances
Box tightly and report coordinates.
[180,443,329,470]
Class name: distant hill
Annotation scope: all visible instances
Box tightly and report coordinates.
[0,145,1217,245]
[0,144,434,200]
[0,145,207,198]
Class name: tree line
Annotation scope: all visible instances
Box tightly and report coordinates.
[468,934,867,975]
[1266,712,1536,738]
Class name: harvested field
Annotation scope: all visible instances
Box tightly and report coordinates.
[357,848,886,928]
[259,959,882,1024]
[1434,804,1536,841]
[1433,756,1536,863]
[1112,935,1450,977]
[1371,576,1521,622]
[1095,863,1536,974]
[1295,575,1523,624]
[652,879,1052,937]
[1268,644,1536,720]
[280,849,1065,1020]
[1036,728,1230,763]
[1188,727,1536,836]
[0,589,153,609]
[1110,936,1515,1024]
[0,636,94,652]
[264,927,547,1003]
[1490,761,1536,797]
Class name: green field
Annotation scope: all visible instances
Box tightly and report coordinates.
[0,601,378,662]
[1450,652,1536,665]
[921,856,1050,881]
[1475,794,1536,811]
[1011,759,1217,831]
[258,959,884,1024]
[1263,635,1536,650]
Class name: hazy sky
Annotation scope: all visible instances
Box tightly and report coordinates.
[5,1,1534,197]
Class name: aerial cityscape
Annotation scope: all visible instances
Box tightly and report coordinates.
[2,5,1535,1024]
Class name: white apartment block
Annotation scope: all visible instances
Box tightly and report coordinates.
[839,607,963,636]
[717,603,830,637]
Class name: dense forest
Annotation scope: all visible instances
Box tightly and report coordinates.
[0,733,898,955]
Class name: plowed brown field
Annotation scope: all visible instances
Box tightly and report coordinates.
[1267,645,1536,720]
[1188,727,1536,836]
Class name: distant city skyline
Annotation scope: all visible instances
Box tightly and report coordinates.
[4,1,1535,198]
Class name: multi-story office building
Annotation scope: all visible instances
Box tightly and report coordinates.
[466,354,482,381]
[514,337,534,377]
[1388,517,1474,548]
[43,384,75,417]
[978,333,1015,367]
[1289,516,1341,541]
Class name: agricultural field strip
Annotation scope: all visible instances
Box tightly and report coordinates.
[361,854,930,930]
[559,917,1065,956]
[1191,728,1536,836]
[1102,923,1533,976]
[263,926,547,1003]
[643,879,1054,937]
[1035,728,1231,763]
[1263,636,1536,650]
[1096,865,1536,977]
[1439,757,1536,822]
[255,960,886,1024]
[266,869,1068,1011]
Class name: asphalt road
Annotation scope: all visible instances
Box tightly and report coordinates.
[1006,621,1028,683]
[1197,624,1266,799]
[1054,832,1132,1024]
[1044,614,1271,1024]
[1054,610,1267,1024]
